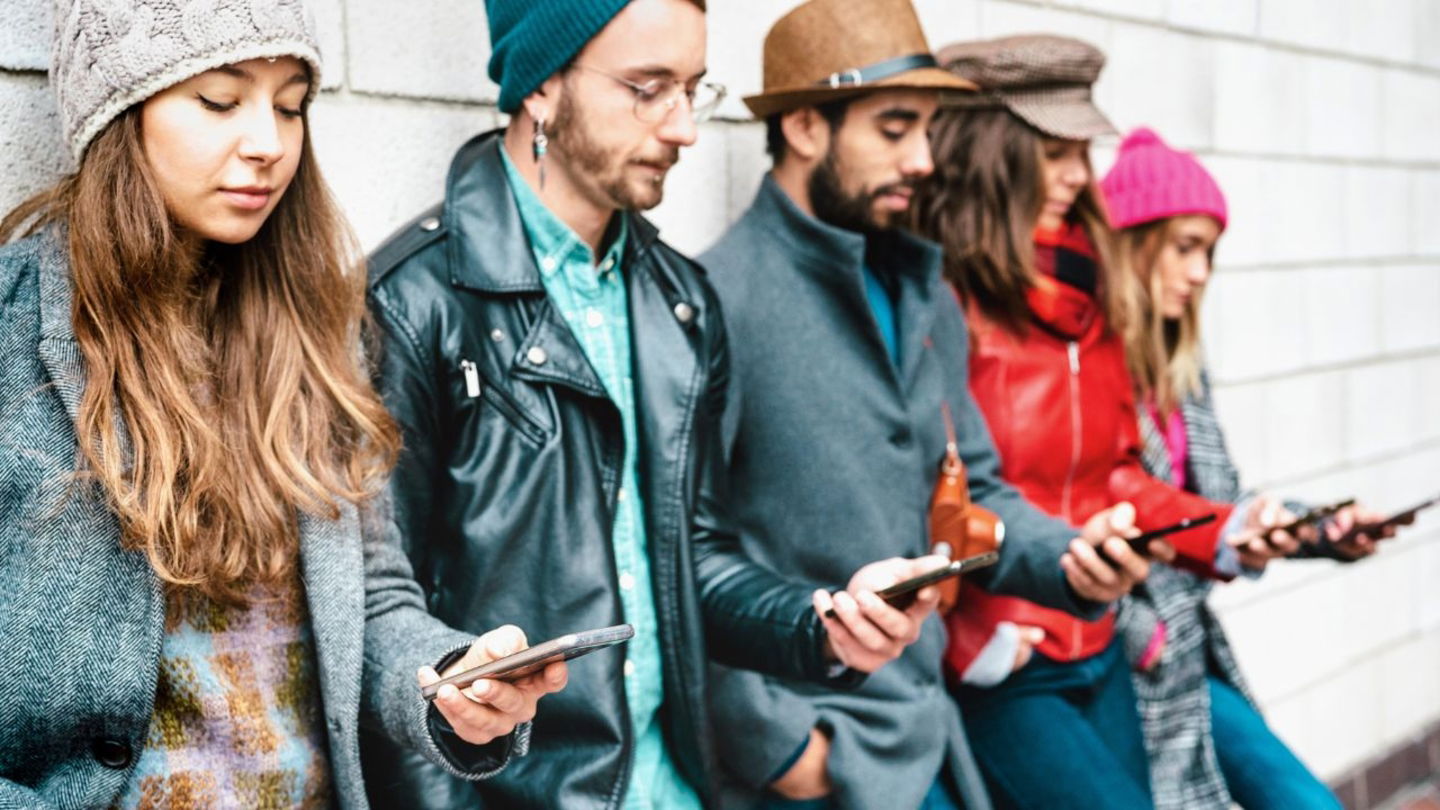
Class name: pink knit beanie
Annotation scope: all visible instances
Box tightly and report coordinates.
[1100,127,1227,231]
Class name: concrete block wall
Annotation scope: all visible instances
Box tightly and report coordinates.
[3,0,1437,788]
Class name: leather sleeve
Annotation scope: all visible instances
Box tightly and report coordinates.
[360,289,519,780]
[691,293,860,686]
[367,286,443,580]
[1108,385,1236,581]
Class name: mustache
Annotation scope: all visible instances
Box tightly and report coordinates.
[871,178,918,198]
[632,149,681,169]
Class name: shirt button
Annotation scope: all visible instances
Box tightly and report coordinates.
[673,302,694,324]
[526,346,548,366]
[92,739,132,770]
[586,309,604,328]
[623,660,636,678]
[541,256,558,272]
[490,328,506,342]
[617,487,627,503]
[601,257,615,271]
[619,572,636,591]
[418,217,440,232]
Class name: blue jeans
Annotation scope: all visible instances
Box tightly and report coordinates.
[1208,676,1341,810]
[755,768,961,810]
[953,640,1153,810]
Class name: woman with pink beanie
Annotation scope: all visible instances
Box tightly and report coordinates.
[1102,127,1400,810]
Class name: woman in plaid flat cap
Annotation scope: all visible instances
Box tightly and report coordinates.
[910,35,1303,809]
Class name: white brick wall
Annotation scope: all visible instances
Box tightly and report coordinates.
[3,0,1437,783]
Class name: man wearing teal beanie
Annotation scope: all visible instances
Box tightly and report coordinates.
[362,1,947,808]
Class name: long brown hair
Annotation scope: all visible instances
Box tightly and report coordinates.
[1,104,399,605]
[1114,218,1206,413]
[912,107,1124,335]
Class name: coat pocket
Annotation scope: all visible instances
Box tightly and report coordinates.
[455,357,547,447]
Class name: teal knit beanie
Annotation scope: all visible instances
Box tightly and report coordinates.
[487,0,632,113]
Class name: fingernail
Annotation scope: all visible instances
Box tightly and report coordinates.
[439,684,458,701]
[471,679,491,697]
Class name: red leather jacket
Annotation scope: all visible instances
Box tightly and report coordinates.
[945,225,1234,676]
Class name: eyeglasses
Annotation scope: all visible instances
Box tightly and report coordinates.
[573,65,727,124]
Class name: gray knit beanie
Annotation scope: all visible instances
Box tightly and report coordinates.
[52,0,323,164]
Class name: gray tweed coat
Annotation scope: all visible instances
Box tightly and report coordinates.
[1117,371,1343,810]
[0,230,516,809]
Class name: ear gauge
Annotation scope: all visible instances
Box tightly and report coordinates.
[532,117,549,190]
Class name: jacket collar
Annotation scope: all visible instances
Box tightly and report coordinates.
[744,174,944,386]
[747,173,942,287]
[444,130,660,295]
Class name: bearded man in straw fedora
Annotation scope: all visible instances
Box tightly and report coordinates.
[699,1,1156,808]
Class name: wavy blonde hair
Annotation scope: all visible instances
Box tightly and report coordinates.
[1112,218,1206,414]
[2,104,399,605]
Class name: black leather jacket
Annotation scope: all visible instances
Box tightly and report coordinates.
[359,132,842,809]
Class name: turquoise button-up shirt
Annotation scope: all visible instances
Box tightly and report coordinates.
[500,148,700,810]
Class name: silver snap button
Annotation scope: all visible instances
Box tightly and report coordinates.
[526,346,548,366]
[673,302,694,324]
[419,217,440,232]
[490,328,505,342]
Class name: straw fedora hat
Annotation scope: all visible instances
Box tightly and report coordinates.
[743,0,976,119]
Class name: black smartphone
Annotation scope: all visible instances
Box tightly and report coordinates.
[1267,498,1355,539]
[1099,513,1218,565]
[421,624,634,701]
[1341,494,1439,541]
[823,550,1000,619]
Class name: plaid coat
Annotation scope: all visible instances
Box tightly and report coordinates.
[1117,371,1349,809]
[1115,372,1257,810]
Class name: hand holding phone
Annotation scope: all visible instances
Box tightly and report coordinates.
[421,624,633,701]
[1265,498,1355,543]
[822,551,999,619]
[1098,513,1217,565]
[1339,495,1437,543]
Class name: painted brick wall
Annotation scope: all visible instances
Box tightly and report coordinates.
[3,0,1437,785]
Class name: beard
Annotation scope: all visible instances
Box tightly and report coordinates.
[808,148,915,235]
[549,90,679,212]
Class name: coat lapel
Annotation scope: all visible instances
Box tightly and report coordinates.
[35,233,86,427]
[298,505,364,732]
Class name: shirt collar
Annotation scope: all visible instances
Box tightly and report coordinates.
[499,144,627,291]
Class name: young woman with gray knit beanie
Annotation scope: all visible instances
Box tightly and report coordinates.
[0,2,564,806]
[1102,126,1401,810]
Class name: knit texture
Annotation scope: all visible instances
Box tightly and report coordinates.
[485,0,630,113]
[1100,127,1228,231]
[51,0,322,164]
[114,577,333,810]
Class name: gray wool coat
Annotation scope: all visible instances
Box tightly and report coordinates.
[699,176,1102,810]
[0,230,516,810]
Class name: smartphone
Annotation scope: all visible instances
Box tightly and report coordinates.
[1267,498,1355,539]
[421,624,634,701]
[1100,513,1218,565]
[823,550,1000,619]
[1341,494,1439,541]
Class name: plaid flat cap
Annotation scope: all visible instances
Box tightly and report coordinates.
[936,34,1116,140]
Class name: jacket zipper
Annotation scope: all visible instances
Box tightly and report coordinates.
[1060,341,1082,521]
[459,359,481,398]
[1062,340,1085,657]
